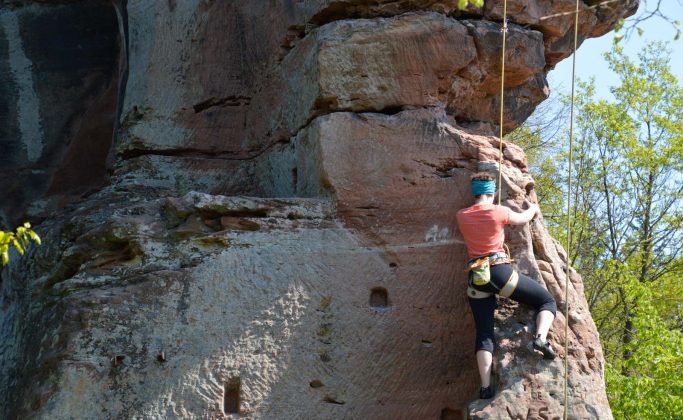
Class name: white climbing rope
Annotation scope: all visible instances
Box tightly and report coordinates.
[496,4,508,206]
[563,1,581,418]
[495,0,580,417]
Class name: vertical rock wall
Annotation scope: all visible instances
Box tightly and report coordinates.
[0,0,120,226]
[0,0,637,419]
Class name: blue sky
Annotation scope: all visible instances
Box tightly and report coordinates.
[547,1,683,101]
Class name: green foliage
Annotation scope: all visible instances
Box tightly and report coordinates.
[505,125,564,227]
[513,43,683,418]
[605,275,683,418]
[0,222,41,266]
[457,0,484,10]
[580,44,682,418]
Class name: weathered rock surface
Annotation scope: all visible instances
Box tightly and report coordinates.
[0,0,120,226]
[0,0,637,419]
[473,0,639,67]
[0,0,638,224]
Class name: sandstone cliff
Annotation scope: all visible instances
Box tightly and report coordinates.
[0,1,637,418]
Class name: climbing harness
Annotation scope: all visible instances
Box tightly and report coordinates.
[467,286,494,299]
[466,262,519,299]
[499,270,519,298]
[465,251,518,298]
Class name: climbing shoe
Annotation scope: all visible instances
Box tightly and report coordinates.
[479,386,495,399]
[532,337,556,360]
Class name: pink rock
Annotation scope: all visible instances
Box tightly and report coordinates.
[0,1,637,419]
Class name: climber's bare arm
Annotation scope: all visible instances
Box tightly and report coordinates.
[508,204,540,225]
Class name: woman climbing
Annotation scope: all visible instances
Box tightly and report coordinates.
[456,172,557,400]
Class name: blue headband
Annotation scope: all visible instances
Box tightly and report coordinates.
[472,179,496,196]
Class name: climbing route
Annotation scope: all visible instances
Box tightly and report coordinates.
[494,0,584,418]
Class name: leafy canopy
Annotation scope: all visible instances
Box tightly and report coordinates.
[510,41,683,418]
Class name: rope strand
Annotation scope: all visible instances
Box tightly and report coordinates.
[538,0,620,21]
[564,1,581,418]
[495,0,582,416]
[497,10,508,206]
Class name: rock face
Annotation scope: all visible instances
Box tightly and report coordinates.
[0,0,121,227]
[0,0,637,419]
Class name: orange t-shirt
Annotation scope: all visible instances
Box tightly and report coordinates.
[456,204,511,258]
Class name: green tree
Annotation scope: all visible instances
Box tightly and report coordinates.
[514,43,683,417]
[505,98,567,228]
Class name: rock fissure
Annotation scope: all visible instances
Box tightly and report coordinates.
[117,138,291,162]
[306,1,555,30]
[192,96,252,113]
[112,0,130,152]
[118,104,441,166]
[306,1,459,26]
[118,147,262,162]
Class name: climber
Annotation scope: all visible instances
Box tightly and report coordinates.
[456,172,557,400]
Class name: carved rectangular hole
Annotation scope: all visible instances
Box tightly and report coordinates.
[440,407,463,420]
[223,377,241,415]
[370,287,388,308]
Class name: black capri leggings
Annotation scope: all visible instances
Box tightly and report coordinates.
[468,263,556,353]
